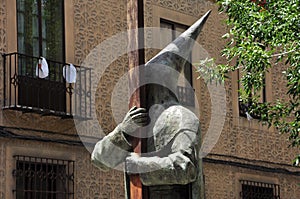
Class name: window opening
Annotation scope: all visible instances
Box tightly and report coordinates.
[13,155,75,199]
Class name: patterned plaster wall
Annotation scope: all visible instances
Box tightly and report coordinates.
[271,62,289,102]
[0,141,5,199]
[0,0,6,54]
[0,0,7,197]
[75,148,125,199]
[72,0,129,198]
[204,162,300,199]
[73,0,129,134]
[0,1,6,196]
[0,0,6,114]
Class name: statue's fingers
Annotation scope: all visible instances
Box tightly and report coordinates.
[129,106,137,112]
[129,107,147,116]
[131,113,148,119]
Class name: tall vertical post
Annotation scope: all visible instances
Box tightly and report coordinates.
[127,0,146,199]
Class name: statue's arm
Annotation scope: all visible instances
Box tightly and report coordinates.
[91,125,132,171]
[91,106,148,171]
[126,130,198,186]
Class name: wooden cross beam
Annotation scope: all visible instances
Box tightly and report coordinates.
[127,0,148,198]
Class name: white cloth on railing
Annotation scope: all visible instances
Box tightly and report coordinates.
[63,64,77,83]
[36,57,49,78]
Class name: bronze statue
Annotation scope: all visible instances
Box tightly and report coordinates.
[92,10,211,199]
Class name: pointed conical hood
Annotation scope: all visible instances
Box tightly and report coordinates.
[145,10,211,72]
[143,11,211,107]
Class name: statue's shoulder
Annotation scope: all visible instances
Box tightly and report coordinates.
[154,105,200,149]
[166,105,198,120]
[165,105,200,131]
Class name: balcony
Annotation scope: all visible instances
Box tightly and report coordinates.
[2,52,92,119]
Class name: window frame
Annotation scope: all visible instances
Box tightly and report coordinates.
[15,0,68,114]
[237,68,267,120]
[160,18,193,87]
[16,0,66,62]
[159,18,195,106]
[240,179,280,199]
[13,155,75,199]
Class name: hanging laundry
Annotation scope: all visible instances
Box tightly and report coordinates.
[245,111,253,121]
[36,57,49,78]
[63,64,77,83]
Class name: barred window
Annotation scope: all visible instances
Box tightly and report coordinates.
[240,180,280,199]
[13,155,74,199]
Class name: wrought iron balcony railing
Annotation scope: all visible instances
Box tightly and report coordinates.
[2,52,92,119]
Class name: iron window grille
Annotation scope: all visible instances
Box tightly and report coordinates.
[2,52,92,119]
[240,180,280,199]
[13,155,75,199]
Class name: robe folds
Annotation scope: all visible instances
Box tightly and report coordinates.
[92,105,203,199]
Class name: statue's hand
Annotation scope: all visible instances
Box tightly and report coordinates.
[120,106,148,134]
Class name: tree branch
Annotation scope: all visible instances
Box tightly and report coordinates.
[271,50,295,58]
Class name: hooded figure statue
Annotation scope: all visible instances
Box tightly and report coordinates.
[91,10,211,199]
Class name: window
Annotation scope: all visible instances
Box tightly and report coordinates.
[13,155,74,199]
[2,1,91,119]
[160,19,194,106]
[17,0,65,61]
[15,0,66,113]
[240,180,280,199]
[237,69,267,119]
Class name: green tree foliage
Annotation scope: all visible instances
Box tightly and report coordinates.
[216,0,300,165]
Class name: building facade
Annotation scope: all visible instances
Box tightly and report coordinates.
[0,0,299,198]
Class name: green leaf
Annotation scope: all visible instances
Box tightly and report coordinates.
[214,0,300,164]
